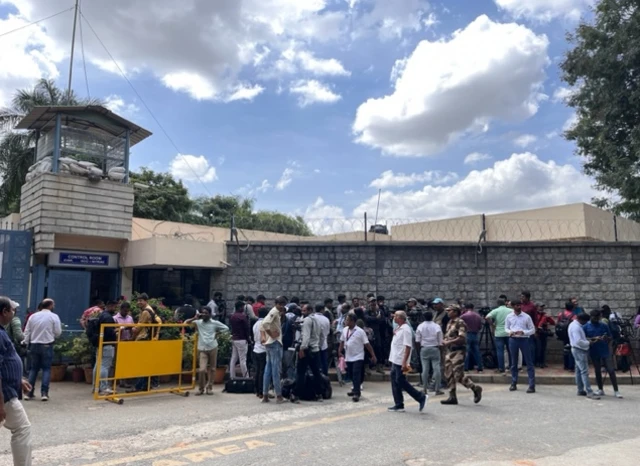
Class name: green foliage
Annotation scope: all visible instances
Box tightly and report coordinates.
[182,334,195,370]
[123,294,180,340]
[68,334,95,367]
[0,79,102,215]
[53,333,74,365]
[216,331,232,367]
[130,168,193,222]
[561,0,640,219]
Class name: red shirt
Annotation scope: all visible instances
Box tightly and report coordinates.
[537,315,555,329]
[521,301,539,327]
[252,302,265,315]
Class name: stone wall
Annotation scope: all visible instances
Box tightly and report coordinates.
[20,172,133,253]
[222,242,640,315]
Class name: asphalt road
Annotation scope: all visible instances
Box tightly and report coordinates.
[1,380,638,466]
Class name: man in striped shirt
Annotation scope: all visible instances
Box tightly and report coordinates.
[0,296,33,465]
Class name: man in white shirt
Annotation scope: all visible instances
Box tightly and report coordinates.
[339,312,376,402]
[252,307,268,399]
[415,310,444,396]
[23,298,62,402]
[388,311,427,413]
[314,306,331,376]
[569,313,599,399]
[504,300,536,393]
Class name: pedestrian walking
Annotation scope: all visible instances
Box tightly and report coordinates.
[440,305,483,405]
[339,312,376,402]
[23,299,61,402]
[0,296,33,465]
[387,311,427,413]
[415,310,444,396]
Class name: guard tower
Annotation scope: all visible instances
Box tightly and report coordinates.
[17,106,152,253]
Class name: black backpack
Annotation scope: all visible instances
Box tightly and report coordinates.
[555,312,572,340]
[86,316,101,347]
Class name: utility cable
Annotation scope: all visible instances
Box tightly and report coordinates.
[0,7,74,39]
[80,11,213,196]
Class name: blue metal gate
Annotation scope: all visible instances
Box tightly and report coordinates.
[0,230,32,317]
[47,269,91,331]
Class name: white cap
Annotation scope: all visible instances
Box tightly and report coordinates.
[10,300,19,309]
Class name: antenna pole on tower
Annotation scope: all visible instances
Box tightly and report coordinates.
[66,0,79,101]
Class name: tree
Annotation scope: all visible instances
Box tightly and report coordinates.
[560,0,640,219]
[191,194,313,236]
[130,168,193,222]
[0,79,101,215]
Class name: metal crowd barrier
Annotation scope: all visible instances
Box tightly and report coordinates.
[92,323,197,404]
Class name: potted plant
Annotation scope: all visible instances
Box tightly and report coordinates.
[214,331,232,385]
[67,335,95,384]
[51,334,73,382]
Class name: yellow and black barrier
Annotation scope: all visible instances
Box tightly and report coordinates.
[92,323,197,404]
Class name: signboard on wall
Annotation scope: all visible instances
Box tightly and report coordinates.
[48,250,119,269]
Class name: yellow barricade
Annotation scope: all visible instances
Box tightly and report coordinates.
[93,323,197,404]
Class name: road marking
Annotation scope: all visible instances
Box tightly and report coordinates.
[84,408,382,466]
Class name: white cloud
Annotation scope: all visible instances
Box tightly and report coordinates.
[494,0,593,21]
[169,154,217,183]
[303,197,355,235]
[0,12,64,106]
[352,15,549,157]
[224,84,265,102]
[289,80,341,107]
[464,152,492,165]
[344,190,354,194]
[350,0,433,40]
[514,134,538,148]
[270,44,350,78]
[276,167,295,190]
[552,86,577,103]
[354,153,596,219]
[104,95,139,118]
[256,179,272,193]
[162,72,218,100]
[369,170,458,189]
[296,51,350,76]
[563,113,578,132]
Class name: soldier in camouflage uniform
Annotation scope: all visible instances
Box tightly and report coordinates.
[441,304,483,405]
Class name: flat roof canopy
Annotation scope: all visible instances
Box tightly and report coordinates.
[15,105,152,147]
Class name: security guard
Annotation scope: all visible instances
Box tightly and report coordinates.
[441,304,483,405]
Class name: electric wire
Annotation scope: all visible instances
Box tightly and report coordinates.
[78,1,90,98]
[0,7,74,39]
[80,11,213,196]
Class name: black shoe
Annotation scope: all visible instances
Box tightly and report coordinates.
[352,396,360,402]
[440,396,458,405]
[347,391,354,397]
[509,384,517,392]
[290,396,300,404]
[577,391,587,397]
[473,386,483,404]
[387,405,405,412]
[526,387,535,394]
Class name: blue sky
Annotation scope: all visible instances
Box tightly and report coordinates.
[0,0,598,224]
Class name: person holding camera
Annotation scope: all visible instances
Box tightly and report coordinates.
[291,304,325,404]
[583,309,623,399]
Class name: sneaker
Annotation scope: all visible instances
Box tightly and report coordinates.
[98,389,113,396]
[195,390,205,396]
[526,387,536,394]
[276,396,286,404]
[586,392,600,400]
[594,389,605,397]
[614,391,623,399]
[352,396,360,402]
[41,395,49,402]
[577,391,587,397]
[435,391,445,396]
[23,394,34,401]
[261,396,270,403]
[419,394,428,412]
[387,406,405,412]
[509,384,517,392]
[290,396,300,404]
[347,391,355,397]
[206,388,213,396]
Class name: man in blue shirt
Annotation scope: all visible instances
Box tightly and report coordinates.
[583,309,623,399]
[0,296,33,465]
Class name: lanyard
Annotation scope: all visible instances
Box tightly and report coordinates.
[346,328,356,342]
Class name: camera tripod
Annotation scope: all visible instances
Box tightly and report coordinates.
[479,320,497,370]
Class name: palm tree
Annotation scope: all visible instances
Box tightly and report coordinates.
[0,79,101,215]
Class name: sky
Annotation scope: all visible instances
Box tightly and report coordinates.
[0,0,599,227]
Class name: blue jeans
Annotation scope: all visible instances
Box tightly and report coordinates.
[495,337,510,372]
[420,346,441,392]
[464,332,483,371]
[571,348,593,394]
[508,338,535,388]
[390,364,423,408]
[282,348,296,381]
[93,345,115,393]
[28,343,53,396]
[319,349,329,376]
[263,341,283,396]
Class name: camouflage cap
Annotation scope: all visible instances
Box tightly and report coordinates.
[445,303,461,312]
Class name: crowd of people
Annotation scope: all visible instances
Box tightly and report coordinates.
[0,290,636,465]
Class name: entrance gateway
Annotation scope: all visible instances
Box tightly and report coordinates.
[46,250,120,330]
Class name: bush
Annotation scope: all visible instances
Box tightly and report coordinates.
[217,332,232,367]
[53,333,73,365]
[67,334,94,367]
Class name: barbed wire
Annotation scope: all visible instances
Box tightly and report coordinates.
[132,216,640,243]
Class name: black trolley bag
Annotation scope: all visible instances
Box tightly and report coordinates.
[224,377,255,394]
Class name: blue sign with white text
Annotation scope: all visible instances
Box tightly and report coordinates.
[59,253,110,266]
